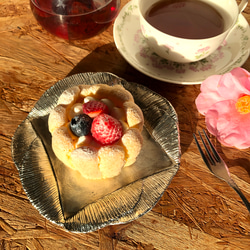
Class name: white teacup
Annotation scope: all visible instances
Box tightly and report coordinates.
[138,0,248,63]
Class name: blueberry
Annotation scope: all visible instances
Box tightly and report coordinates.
[70,114,92,137]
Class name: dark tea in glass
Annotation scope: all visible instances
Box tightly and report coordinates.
[30,0,120,40]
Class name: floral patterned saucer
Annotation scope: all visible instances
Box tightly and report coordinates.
[113,0,250,85]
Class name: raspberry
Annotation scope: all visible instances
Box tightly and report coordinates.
[82,100,109,118]
[91,114,123,145]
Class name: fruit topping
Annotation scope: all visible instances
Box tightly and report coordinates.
[91,114,123,145]
[82,100,109,118]
[70,114,92,137]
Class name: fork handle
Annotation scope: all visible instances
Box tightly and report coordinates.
[229,180,250,214]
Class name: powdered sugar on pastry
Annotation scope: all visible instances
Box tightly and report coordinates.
[48,84,144,179]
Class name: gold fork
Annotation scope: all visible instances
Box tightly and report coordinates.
[193,129,250,214]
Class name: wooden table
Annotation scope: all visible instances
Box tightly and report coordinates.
[1,0,250,249]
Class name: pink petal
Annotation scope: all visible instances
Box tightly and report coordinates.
[195,91,223,115]
[196,75,224,115]
[196,67,250,115]
[205,100,250,149]
[200,75,222,93]
[231,67,250,91]
[217,70,250,100]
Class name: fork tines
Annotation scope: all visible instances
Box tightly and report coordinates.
[193,129,221,167]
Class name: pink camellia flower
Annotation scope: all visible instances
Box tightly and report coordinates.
[195,67,250,149]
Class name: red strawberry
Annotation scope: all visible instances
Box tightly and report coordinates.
[82,100,109,118]
[91,114,123,145]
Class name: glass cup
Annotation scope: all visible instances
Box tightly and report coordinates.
[30,0,121,40]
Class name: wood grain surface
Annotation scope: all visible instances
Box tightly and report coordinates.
[0,0,250,249]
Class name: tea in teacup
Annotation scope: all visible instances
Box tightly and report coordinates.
[138,0,247,63]
[145,0,225,39]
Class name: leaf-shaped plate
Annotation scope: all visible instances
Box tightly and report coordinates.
[11,72,181,232]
